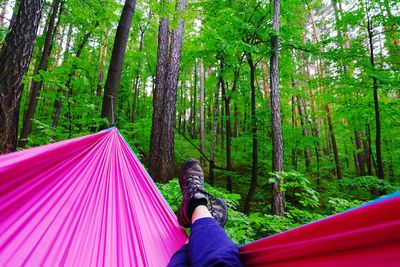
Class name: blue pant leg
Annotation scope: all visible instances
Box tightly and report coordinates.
[188,217,243,267]
[167,243,190,267]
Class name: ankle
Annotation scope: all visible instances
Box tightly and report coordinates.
[191,205,212,224]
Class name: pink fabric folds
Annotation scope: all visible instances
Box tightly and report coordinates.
[0,128,187,267]
[240,193,400,267]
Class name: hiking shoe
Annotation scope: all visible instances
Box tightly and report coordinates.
[177,159,209,227]
[209,197,228,227]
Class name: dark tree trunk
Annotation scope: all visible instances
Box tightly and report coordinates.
[325,103,343,179]
[199,59,205,167]
[149,0,187,183]
[233,103,239,137]
[367,16,384,179]
[100,0,136,126]
[210,80,220,186]
[291,96,299,170]
[19,0,62,147]
[0,0,44,154]
[270,0,285,216]
[293,78,311,171]
[189,61,197,138]
[354,130,366,176]
[362,129,373,175]
[244,52,258,213]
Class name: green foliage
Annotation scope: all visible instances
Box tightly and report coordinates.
[338,176,398,201]
[326,197,363,213]
[269,171,320,208]
[158,177,332,245]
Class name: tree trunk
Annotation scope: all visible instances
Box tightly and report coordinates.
[362,129,373,175]
[199,58,205,167]
[190,61,198,138]
[354,130,366,176]
[293,78,311,171]
[96,43,107,97]
[210,79,220,185]
[270,0,285,216]
[149,0,187,183]
[100,0,136,126]
[291,96,299,170]
[132,12,150,121]
[150,17,169,181]
[18,0,62,147]
[0,0,44,154]
[325,103,343,179]
[244,52,258,213]
[309,7,342,179]
[367,16,384,180]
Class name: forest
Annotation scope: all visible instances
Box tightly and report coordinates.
[0,0,399,244]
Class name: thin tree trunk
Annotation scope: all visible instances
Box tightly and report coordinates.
[325,103,343,179]
[0,0,44,154]
[191,61,198,138]
[96,43,107,97]
[199,58,205,166]
[293,78,311,171]
[244,52,258,213]
[233,103,239,137]
[354,130,366,176]
[18,0,61,147]
[367,15,384,179]
[362,129,373,175]
[270,0,285,216]
[210,80,220,186]
[309,7,342,179]
[261,60,269,98]
[291,96,299,170]
[100,0,136,126]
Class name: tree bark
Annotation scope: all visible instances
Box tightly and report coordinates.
[100,0,136,126]
[270,0,285,216]
[149,17,169,181]
[149,0,187,182]
[367,16,384,180]
[0,0,44,154]
[18,0,62,147]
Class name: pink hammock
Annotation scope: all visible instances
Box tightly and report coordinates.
[0,128,399,266]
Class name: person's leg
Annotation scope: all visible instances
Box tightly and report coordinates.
[187,205,243,267]
[172,159,242,267]
[167,243,190,267]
